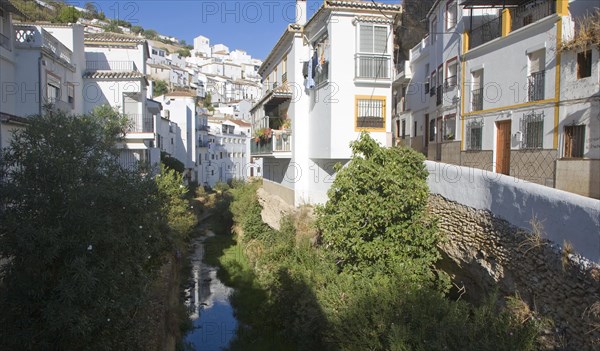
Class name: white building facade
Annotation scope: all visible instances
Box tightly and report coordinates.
[251,0,401,206]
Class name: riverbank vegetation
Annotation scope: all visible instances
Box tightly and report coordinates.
[0,107,196,350]
[205,133,544,351]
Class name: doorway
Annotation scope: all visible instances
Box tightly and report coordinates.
[496,120,511,175]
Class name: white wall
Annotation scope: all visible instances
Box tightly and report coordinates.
[426,160,600,263]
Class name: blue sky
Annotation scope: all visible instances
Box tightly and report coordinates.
[71,0,401,60]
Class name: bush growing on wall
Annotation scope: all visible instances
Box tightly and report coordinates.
[317,132,441,277]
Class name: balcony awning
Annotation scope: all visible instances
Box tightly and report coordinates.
[251,84,293,112]
[461,0,526,8]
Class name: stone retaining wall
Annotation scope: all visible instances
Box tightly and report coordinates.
[429,194,600,350]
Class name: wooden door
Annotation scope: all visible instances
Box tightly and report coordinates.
[496,121,511,175]
[424,114,430,148]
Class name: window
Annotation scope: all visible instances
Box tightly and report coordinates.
[357,24,389,79]
[446,1,457,30]
[528,49,545,101]
[577,50,592,79]
[356,96,386,130]
[430,71,436,96]
[431,17,437,43]
[395,120,401,138]
[521,111,544,149]
[429,118,437,142]
[401,119,406,139]
[413,121,417,138]
[466,120,483,150]
[0,9,5,36]
[67,83,75,105]
[443,114,456,141]
[471,69,484,111]
[445,58,458,90]
[564,125,585,158]
[46,74,61,103]
[359,24,387,54]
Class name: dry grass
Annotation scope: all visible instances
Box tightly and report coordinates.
[560,240,575,271]
[560,8,600,53]
[506,294,533,325]
[518,214,546,255]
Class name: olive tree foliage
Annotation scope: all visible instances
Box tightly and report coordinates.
[0,107,169,350]
[316,133,441,277]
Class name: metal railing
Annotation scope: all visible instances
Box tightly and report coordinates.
[357,117,385,129]
[471,87,484,111]
[512,0,556,31]
[282,72,287,83]
[0,32,10,51]
[528,70,545,102]
[86,60,138,72]
[314,61,329,86]
[250,131,292,155]
[356,54,390,79]
[436,86,443,106]
[469,16,502,49]
[126,114,154,133]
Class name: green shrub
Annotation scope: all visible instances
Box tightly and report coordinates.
[317,132,441,278]
[214,181,230,193]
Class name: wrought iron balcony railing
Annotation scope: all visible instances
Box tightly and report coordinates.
[126,114,154,133]
[527,70,545,102]
[469,16,502,50]
[471,87,484,111]
[512,0,556,31]
[86,60,138,72]
[356,54,391,79]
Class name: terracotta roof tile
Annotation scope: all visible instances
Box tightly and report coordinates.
[84,32,145,44]
[83,71,146,79]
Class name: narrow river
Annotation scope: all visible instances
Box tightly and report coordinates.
[184,230,238,351]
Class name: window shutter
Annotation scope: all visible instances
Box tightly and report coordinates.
[373,26,387,53]
[360,25,373,53]
[529,50,544,73]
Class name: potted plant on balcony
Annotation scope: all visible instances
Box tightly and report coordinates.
[281,116,291,131]
[254,128,272,144]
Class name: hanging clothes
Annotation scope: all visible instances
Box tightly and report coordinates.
[305,52,315,90]
[311,50,318,79]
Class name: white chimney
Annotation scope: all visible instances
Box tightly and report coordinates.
[296,0,307,25]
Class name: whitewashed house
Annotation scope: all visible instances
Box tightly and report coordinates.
[251,0,401,206]
[156,90,207,183]
[202,117,252,187]
[83,32,160,169]
[1,1,86,148]
[397,0,598,199]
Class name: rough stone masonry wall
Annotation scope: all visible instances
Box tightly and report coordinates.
[429,194,600,350]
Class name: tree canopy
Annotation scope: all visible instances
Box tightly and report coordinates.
[0,107,192,350]
[317,132,441,276]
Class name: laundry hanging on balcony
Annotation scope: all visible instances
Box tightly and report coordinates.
[304,50,316,90]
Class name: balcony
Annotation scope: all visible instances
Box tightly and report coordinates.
[251,130,292,157]
[469,16,502,50]
[393,60,412,83]
[512,0,556,31]
[48,99,73,113]
[85,60,138,72]
[527,70,545,102]
[126,114,153,133]
[14,25,73,67]
[471,87,484,111]
[356,54,391,80]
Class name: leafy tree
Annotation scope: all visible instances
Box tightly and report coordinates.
[144,29,158,40]
[153,79,169,97]
[316,132,441,276]
[203,92,214,111]
[180,39,187,46]
[56,5,80,23]
[82,2,98,19]
[0,107,167,350]
[131,25,144,34]
[177,47,191,57]
[161,151,184,174]
[155,164,197,246]
[103,20,124,34]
